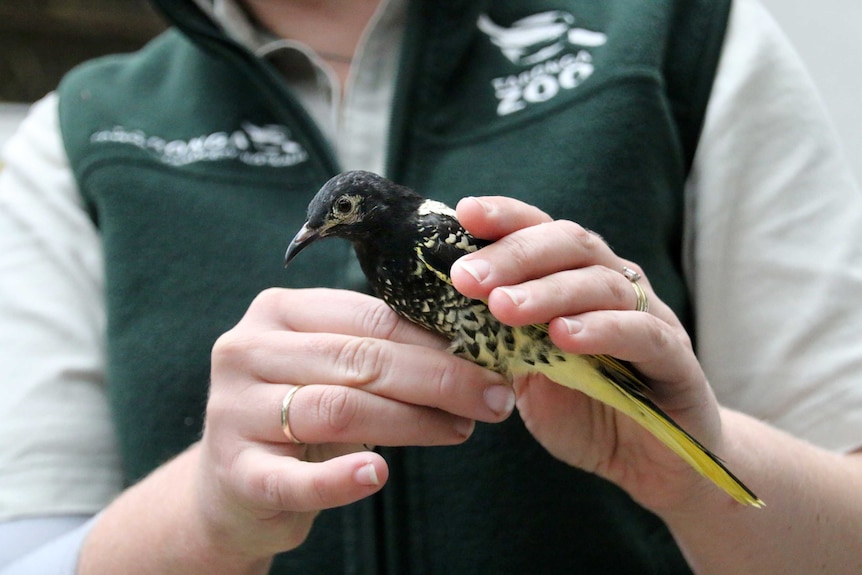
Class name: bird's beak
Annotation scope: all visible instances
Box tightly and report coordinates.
[284,222,321,267]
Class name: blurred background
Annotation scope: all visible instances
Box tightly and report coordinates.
[760,0,862,185]
[0,0,859,183]
[0,0,164,151]
[0,0,164,102]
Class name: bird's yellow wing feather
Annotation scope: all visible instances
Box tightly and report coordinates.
[508,332,763,508]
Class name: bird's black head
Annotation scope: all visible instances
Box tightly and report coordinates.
[284,170,424,266]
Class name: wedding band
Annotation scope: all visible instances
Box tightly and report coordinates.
[622,266,650,313]
[281,385,304,444]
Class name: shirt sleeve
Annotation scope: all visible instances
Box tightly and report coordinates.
[685,0,862,452]
[0,93,122,521]
[0,516,94,572]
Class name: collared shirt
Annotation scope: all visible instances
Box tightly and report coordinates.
[194,0,406,175]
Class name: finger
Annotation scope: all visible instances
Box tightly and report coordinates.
[484,265,658,327]
[546,310,708,411]
[450,219,619,300]
[455,196,553,240]
[247,288,447,350]
[512,375,606,471]
[234,449,389,514]
[214,329,512,423]
[218,382,478,447]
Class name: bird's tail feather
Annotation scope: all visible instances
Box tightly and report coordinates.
[517,352,764,507]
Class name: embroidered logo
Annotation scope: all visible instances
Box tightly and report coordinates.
[89,121,309,167]
[477,11,607,116]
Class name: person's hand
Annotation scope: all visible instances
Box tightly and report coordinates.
[450,196,724,512]
[195,288,513,563]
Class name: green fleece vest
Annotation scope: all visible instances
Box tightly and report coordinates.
[58,1,729,573]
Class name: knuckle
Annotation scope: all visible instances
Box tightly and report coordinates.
[211,331,285,385]
[429,357,462,404]
[261,468,288,508]
[250,287,289,313]
[644,316,674,353]
[253,465,297,509]
[602,267,633,307]
[314,386,361,434]
[259,471,320,529]
[356,298,402,340]
[308,472,335,509]
[256,466,309,512]
[249,471,320,550]
[246,287,292,317]
[499,232,535,269]
[559,220,600,251]
[211,329,260,372]
[212,330,250,360]
[672,325,695,353]
[602,312,629,342]
[219,448,276,507]
[335,337,386,386]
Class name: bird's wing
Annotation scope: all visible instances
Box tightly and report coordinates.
[414,213,490,285]
[508,337,762,507]
[414,245,455,286]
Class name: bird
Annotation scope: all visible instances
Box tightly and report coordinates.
[284,170,763,507]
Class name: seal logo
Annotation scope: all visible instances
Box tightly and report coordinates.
[478,11,607,116]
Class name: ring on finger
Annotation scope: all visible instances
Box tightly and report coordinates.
[622,266,650,313]
[281,385,304,444]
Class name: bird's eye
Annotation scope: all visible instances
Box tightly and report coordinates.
[335,197,354,215]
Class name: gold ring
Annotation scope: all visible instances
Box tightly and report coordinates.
[281,386,304,444]
[622,266,649,313]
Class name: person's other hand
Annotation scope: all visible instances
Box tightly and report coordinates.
[197,288,514,560]
[451,196,723,512]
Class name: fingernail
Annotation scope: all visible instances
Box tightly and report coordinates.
[497,286,527,307]
[484,385,515,416]
[354,462,380,486]
[561,317,583,335]
[454,418,476,438]
[455,259,490,284]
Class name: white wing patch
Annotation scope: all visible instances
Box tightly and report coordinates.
[417,199,457,218]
